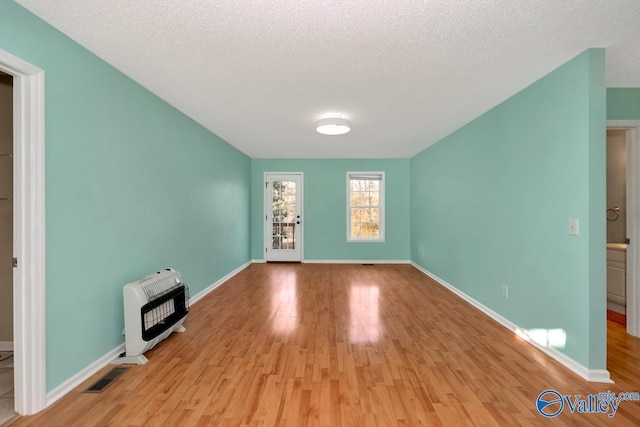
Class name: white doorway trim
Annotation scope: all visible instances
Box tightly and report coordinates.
[625,126,640,337]
[0,49,46,415]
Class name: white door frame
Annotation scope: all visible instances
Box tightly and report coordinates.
[625,125,640,337]
[264,172,304,262]
[0,49,46,415]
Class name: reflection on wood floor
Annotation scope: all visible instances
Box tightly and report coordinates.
[12,264,640,426]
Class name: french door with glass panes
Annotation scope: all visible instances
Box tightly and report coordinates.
[264,173,303,262]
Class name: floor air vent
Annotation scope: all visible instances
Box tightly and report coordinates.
[83,366,129,393]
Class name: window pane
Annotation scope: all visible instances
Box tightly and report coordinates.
[350,187,380,207]
[369,192,380,207]
[351,191,366,207]
[361,208,379,222]
[361,223,372,238]
[281,181,293,195]
[273,180,297,223]
[351,223,361,238]
[285,235,295,250]
[282,224,295,249]
[351,208,361,222]
[361,223,378,238]
[284,209,294,222]
[282,225,293,236]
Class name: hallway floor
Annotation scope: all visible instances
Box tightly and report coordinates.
[0,352,15,426]
[607,310,640,386]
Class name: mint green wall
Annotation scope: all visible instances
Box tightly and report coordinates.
[410,50,606,369]
[607,88,640,120]
[0,2,250,391]
[251,159,410,261]
[587,51,607,368]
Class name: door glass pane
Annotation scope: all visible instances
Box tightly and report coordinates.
[272,180,297,250]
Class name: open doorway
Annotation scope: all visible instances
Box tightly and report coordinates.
[0,70,15,424]
[606,129,627,316]
[0,72,15,424]
[0,48,46,416]
[605,124,640,383]
[605,124,640,339]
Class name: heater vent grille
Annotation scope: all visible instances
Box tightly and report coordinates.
[141,283,190,341]
[84,366,129,393]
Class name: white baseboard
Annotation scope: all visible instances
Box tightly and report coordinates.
[251,259,266,264]
[587,370,615,383]
[0,341,13,351]
[607,300,626,315]
[46,343,125,406]
[303,259,410,264]
[189,261,252,306]
[410,262,612,384]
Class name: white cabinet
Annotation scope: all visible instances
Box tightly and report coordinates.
[607,244,627,314]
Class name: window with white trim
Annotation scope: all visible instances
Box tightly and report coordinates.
[347,172,385,241]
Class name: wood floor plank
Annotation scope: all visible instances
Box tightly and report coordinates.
[11,264,640,426]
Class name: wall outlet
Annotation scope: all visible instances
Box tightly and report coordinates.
[212,259,217,268]
[502,284,509,299]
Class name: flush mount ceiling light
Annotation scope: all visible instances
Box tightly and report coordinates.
[316,115,351,136]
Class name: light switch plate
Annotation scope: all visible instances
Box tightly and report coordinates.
[569,218,579,236]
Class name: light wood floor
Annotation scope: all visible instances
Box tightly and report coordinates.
[11,264,640,426]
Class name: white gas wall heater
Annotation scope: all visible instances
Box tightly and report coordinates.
[113,268,189,365]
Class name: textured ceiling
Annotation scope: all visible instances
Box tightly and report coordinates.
[15,0,640,159]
